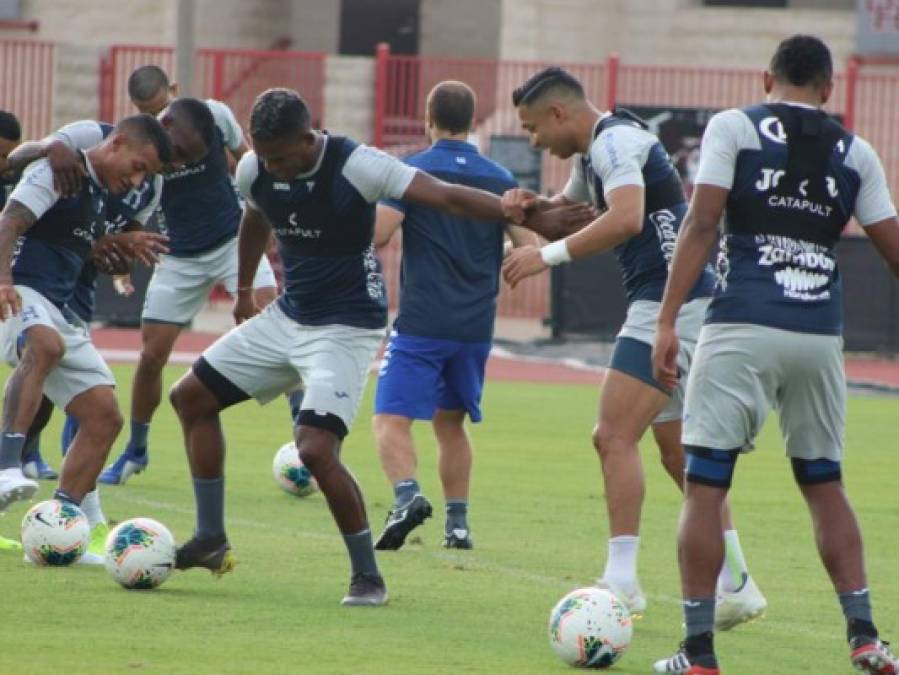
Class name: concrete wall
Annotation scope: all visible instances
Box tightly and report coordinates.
[419,0,501,59]
[53,43,102,128]
[291,0,340,53]
[323,55,374,143]
[498,0,856,69]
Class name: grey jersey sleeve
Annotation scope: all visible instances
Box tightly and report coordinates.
[693,109,757,189]
[235,152,261,211]
[7,159,59,219]
[845,136,897,227]
[49,120,106,151]
[206,99,245,152]
[342,145,417,203]
[591,124,653,194]
[562,159,591,203]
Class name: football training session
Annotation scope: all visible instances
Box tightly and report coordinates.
[0,1,898,673]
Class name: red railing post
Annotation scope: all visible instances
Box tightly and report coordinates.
[373,42,390,147]
[98,48,114,122]
[211,51,226,100]
[605,52,619,111]
[844,55,860,131]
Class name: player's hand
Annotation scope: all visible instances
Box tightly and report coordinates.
[118,231,169,266]
[502,245,547,289]
[501,188,540,224]
[233,291,259,325]
[113,274,134,296]
[47,141,87,198]
[652,323,680,391]
[0,283,22,320]
[91,237,131,275]
[523,203,597,241]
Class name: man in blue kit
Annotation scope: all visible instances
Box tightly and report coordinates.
[651,35,899,675]
[501,67,763,625]
[371,80,538,551]
[167,87,589,605]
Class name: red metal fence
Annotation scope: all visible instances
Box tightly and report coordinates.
[0,39,54,137]
[99,45,326,130]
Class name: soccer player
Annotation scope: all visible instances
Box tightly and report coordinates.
[94,65,280,485]
[500,67,764,625]
[371,81,538,551]
[168,87,585,605]
[0,115,171,534]
[651,35,899,674]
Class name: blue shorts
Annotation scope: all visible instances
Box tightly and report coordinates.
[374,332,491,422]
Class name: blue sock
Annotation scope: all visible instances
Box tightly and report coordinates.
[0,432,26,470]
[193,477,225,540]
[342,528,379,576]
[684,597,716,637]
[61,415,79,456]
[445,500,468,532]
[126,421,150,456]
[839,588,874,624]
[393,479,420,507]
[288,389,305,425]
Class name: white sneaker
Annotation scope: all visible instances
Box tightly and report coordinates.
[0,467,39,511]
[596,577,647,617]
[715,574,767,631]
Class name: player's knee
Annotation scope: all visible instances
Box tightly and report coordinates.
[138,345,170,373]
[24,329,65,370]
[79,399,123,442]
[592,423,622,458]
[372,414,409,443]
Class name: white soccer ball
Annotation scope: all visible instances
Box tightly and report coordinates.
[104,517,176,590]
[21,499,90,566]
[548,587,633,669]
[272,442,317,497]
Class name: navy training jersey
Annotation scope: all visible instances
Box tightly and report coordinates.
[9,154,107,308]
[383,139,516,342]
[236,135,417,329]
[694,103,895,335]
[564,111,714,304]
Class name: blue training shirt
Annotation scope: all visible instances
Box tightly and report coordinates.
[383,139,516,342]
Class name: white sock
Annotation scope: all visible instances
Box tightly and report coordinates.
[718,529,749,593]
[602,535,640,590]
[80,489,106,529]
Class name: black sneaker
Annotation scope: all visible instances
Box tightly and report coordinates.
[175,534,235,576]
[374,494,432,551]
[443,527,473,549]
[341,572,388,606]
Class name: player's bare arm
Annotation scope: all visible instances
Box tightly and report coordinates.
[234,204,272,324]
[652,183,728,389]
[7,138,85,197]
[501,187,572,223]
[0,200,38,319]
[864,216,899,278]
[501,186,636,288]
[373,203,404,249]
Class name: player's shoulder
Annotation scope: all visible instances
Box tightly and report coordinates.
[473,152,516,185]
[704,108,756,143]
[204,98,235,117]
[20,157,54,186]
[235,150,260,184]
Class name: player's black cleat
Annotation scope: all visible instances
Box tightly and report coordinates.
[374,494,432,551]
[341,572,389,606]
[443,527,473,549]
[175,534,234,576]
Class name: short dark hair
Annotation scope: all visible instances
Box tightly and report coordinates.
[512,67,585,107]
[128,65,170,102]
[249,88,311,142]
[169,97,216,149]
[769,34,833,89]
[0,110,21,142]
[115,113,173,165]
[427,81,475,134]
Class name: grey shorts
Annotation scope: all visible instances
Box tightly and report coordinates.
[143,237,277,325]
[0,286,115,409]
[614,298,709,424]
[682,323,845,461]
[201,302,385,432]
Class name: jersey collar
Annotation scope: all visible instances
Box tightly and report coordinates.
[433,138,477,153]
[294,133,329,180]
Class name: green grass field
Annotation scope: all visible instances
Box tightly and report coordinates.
[1,364,896,674]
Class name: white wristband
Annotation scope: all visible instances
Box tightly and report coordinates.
[540,239,572,266]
